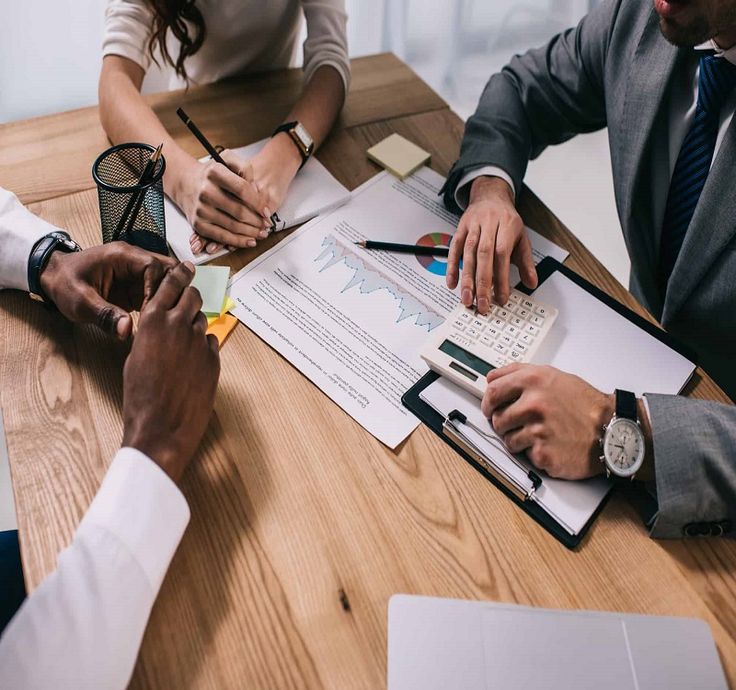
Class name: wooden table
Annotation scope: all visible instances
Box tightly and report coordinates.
[1,54,735,689]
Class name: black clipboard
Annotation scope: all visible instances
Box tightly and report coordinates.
[401,257,697,550]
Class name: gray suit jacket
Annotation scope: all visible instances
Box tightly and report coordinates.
[444,0,736,538]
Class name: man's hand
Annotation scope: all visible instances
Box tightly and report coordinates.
[481,364,614,480]
[447,176,538,315]
[121,262,220,483]
[39,242,177,340]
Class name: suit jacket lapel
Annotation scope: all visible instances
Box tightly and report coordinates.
[663,118,736,321]
[618,10,682,311]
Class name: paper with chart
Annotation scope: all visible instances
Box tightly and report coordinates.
[166,138,352,265]
[229,167,568,447]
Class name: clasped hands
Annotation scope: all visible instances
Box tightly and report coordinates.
[178,133,302,256]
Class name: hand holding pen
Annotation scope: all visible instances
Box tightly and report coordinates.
[176,108,274,255]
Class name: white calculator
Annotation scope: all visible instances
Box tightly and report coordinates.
[421,289,559,399]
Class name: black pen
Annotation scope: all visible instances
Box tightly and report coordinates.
[355,240,450,257]
[176,107,278,229]
[115,143,163,240]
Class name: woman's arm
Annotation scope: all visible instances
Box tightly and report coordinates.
[246,65,347,213]
[99,56,270,253]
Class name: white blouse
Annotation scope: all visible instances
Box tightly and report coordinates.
[103,0,351,92]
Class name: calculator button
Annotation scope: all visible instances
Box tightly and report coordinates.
[452,320,466,331]
[521,298,534,310]
[530,314,545,326]
[466,327,481,339]
[493,343,509,356]
[509,349,523,361]
[492,318,506,331]
[471,318,485,329]
[505,325,519,338]
[513,341,527,353]
[497,309,510,320]
[501,334,514,346]
[515,307,530,319]
[458,311,472,322]
[480,334,494,347]
[509,292,521,304]
[486,326,501,339]
[526,324,540,337]
[520,333,534,345]
[503,300,515,311]
[533,305,548,317]
[510,316,524,328]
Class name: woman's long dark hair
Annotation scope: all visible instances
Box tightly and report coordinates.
[146,0,206,81]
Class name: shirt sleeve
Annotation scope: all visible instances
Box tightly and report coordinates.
[0,187,64,292]
[300,0,351,95]
[454,166,517,210]
[0,448,190,690]
[102,0,154,72]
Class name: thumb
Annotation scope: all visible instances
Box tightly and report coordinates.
[80,287,133,340]
[514,233,538,289]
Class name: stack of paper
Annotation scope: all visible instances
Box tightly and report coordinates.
[191,266,238,347]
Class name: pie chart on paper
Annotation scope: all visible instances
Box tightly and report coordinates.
[415,232,454,276]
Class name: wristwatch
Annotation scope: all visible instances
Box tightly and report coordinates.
[272,121,314,169]
[28,231,82,307]
[599,389,646,479]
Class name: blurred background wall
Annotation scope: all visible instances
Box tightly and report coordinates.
[0,0,628,285]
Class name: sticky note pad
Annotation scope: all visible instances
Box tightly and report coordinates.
[192,266,230,315]
[207,314,238,348]
[367,134,431,180]
[207,296,236,325]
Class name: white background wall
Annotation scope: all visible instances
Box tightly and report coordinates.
[0,0,628,285]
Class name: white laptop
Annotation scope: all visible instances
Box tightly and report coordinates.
[388,595,728,690]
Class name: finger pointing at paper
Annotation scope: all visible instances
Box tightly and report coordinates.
[448,176,537,314]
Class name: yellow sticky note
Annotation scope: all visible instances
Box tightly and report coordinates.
[207,295,236,325]
[367,133,431,180]
[206,314,238,348]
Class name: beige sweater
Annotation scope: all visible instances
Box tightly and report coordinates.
[103,0,350,92]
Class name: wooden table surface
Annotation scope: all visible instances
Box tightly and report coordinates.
[1,54,735,689]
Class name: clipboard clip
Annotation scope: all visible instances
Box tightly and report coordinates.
[443,410,542,502]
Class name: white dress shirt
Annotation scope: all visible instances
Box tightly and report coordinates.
[0,188,190,689]
[455,42,736,212]
[103,0,351,93]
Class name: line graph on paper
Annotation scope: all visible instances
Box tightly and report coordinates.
[315,235,445,332]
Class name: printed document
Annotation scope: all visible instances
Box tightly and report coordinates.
[229,168,568,447]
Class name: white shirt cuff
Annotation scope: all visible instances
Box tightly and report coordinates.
[454,166,516,211]
[78,448,190,594]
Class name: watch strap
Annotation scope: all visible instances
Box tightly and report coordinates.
[27,231,81,307]
[615,389,637,421]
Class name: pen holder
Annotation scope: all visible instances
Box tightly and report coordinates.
[92,143,168,255]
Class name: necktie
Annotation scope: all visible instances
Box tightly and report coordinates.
[658,53,736,291]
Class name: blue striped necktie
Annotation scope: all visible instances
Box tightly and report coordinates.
[659,53,736,291]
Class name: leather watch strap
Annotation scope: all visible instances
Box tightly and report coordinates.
[272,121,311,169]
[27,231,81,307]
[615,389,637,421]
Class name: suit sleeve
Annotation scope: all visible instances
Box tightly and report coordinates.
[442,0,623,212]
[645,394,736,539]
[0,448,190,689]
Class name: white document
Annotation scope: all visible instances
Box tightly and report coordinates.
[420,377,610,535]
[388,595,728,690]
[229,167,568,447]
[165,138,352,264]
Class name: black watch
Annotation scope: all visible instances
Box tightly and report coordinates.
[28,231,82,307]
[272,121,314,169]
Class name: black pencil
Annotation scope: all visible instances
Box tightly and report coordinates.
[115,143,163,240]
[355,240,450,257]
[177,107,278,231]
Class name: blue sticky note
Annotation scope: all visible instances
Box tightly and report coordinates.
[192,266,230,315]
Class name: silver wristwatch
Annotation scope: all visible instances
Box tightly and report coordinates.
[599,389,645,480]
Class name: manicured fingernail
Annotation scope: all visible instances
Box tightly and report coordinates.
[206,242,219,254]
[263,206,272,219]
[248,239,256,247]
[183,261,195,273]
[259,230,269,239]
[191,239,203,253]
[462,288,472,305]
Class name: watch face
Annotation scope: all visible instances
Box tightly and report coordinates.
[294,122,314,149]
[603,418,645,477]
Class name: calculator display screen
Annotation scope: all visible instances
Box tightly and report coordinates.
[439,339,494,377]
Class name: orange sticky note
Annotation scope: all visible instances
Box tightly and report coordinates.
[206,314,238,348]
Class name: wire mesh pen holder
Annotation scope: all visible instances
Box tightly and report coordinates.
[92,143,168,255]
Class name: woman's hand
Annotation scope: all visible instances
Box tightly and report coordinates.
[173,153,273,255]
[246,133,303,214]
